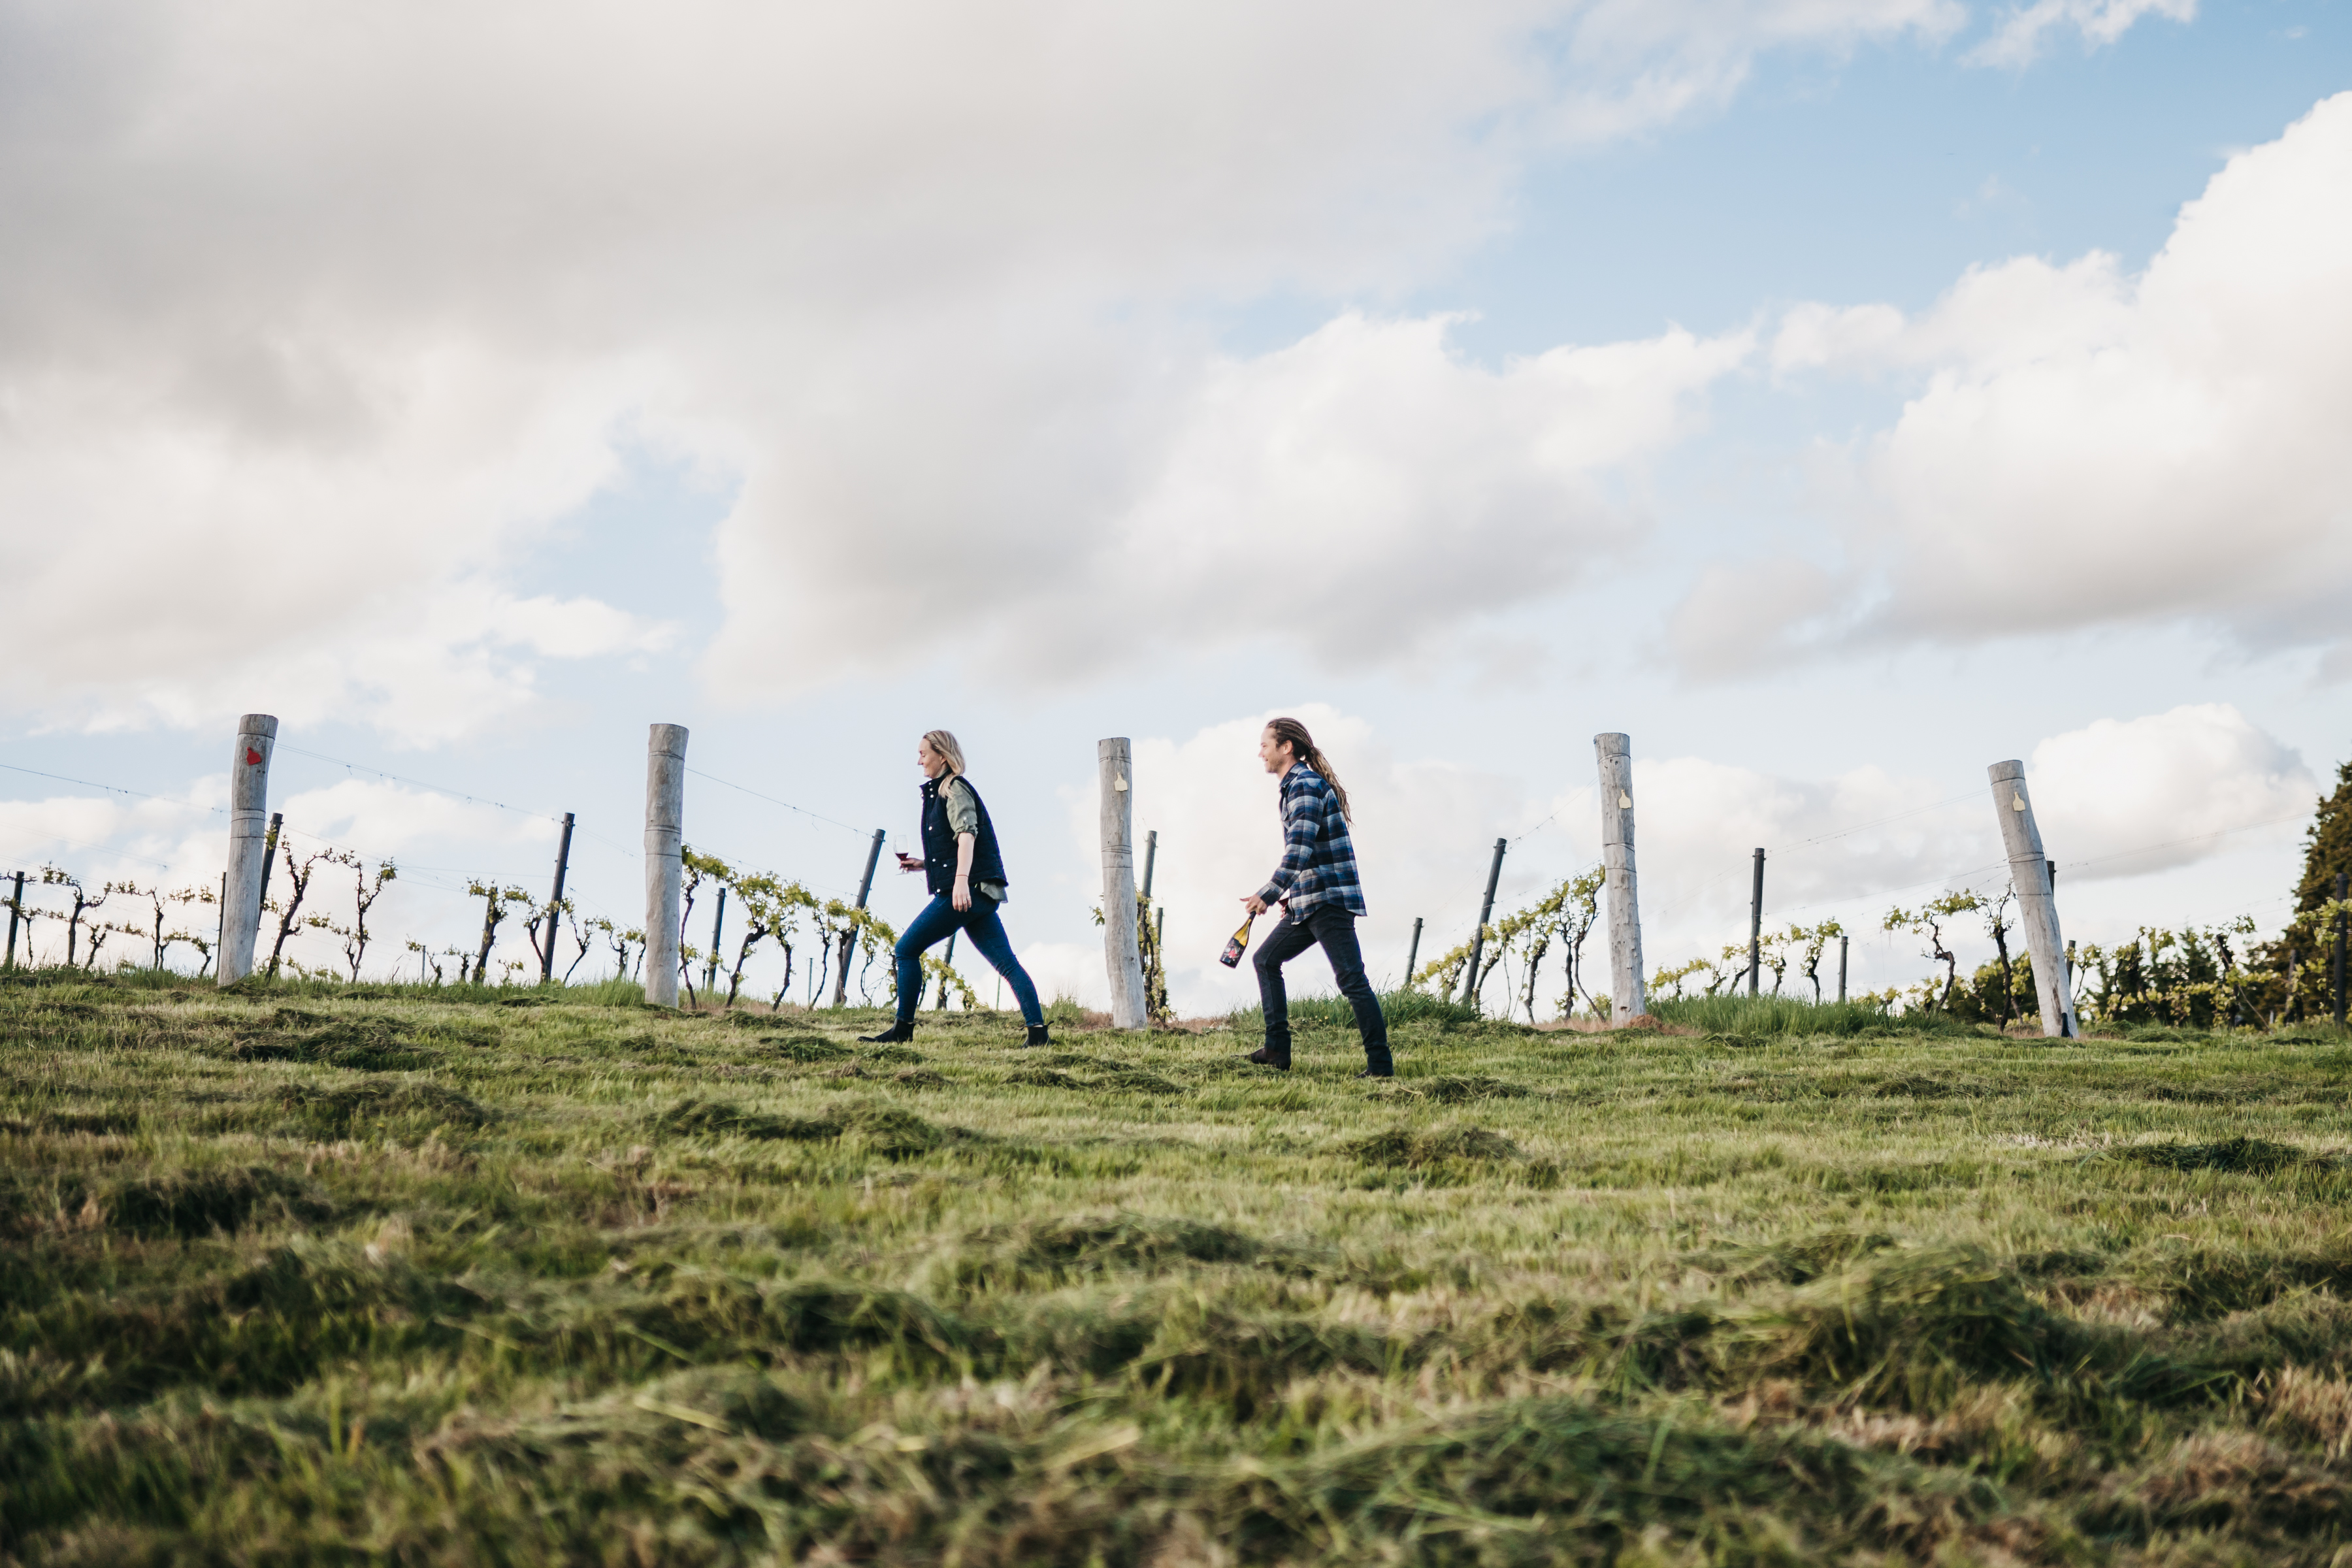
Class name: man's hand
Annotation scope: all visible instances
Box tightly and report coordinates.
[1241,893,1268,917]
[894,852,923,874]
[953,874,972,912]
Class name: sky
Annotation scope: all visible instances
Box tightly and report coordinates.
[1,0,2347,1017]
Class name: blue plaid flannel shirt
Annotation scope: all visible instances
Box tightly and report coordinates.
[1256,763,1366,919]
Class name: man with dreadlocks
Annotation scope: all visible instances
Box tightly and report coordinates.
[1240,716,1393,1077]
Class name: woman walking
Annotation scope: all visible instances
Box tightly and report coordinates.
[861,730,1050,1046]
[1241,717,1393,1077]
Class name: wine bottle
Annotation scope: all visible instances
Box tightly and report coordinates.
[1219,912,1255,968]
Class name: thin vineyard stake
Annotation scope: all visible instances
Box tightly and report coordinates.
[218,714,279,987]
[1987,760,2078,1038]
[643,723,689,1008]
[706,886,727,998]
[1098,738,1147,1028]
[833,830,885,1007]
[1594,733,1647,1024]
[1457,838,1507,1011]
[1837,934,1849,1004]
[2335,870,2347,1026]
[1746,848,1765,996]
[540,811,574,984]
[4,869,22,970]
[257,812,284,918]
[1405,916,1423,987]
[935,930,957,1009]
[1137,830,1160,994]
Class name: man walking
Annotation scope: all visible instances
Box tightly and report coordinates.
[1241,716,1393,1077]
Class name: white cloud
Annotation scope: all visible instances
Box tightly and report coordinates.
[2026,703,2315,878]
[713,314,1750,683]
[1966,0,2194,68]
[1731,92,2352,669]
[272,778,557,862]
[0,0,2067,736]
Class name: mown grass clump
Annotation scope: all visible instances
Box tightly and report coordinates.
[2114,1135,2335,1173]
[12,966,2352,1562]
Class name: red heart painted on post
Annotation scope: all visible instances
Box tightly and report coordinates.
[245,747,262,766]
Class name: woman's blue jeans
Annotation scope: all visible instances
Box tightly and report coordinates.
[894,891,1044,1027]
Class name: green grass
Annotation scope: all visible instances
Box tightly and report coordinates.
[10,966,2352,1563]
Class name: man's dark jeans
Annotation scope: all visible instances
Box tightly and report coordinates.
[1253,906,1390,1066]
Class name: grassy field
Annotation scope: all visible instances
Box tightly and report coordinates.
[8,973,2352,1565]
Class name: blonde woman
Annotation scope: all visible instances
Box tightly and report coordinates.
[861,730,1049,1046]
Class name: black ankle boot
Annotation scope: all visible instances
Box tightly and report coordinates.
[1247,1045,1291,1071]
[1357,1053,1394,1079]
[1024,1023,1051,1047]
[859,1021,916,1044]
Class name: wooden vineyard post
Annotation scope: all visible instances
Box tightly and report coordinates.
[1987,760,2077,1037]
[1405,917,1424,987]
[218,714,279,987]
[1595,733,1647,1024]
[540,811,574,984]
[1746,848,1765,996]
[644,724,689,1008]
[4,868,22,970]
[1838,935,1850,1004]
[1098,738,1146,1028]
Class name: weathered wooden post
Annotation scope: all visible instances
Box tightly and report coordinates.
[1099,738,1146,1028]
[218,714,279,987]
[1987,760,2077,1037]
[643,724,689,1007]
[1746,847,1766,996]
[1837,934,1849,1004]
[1405,916,1424,986]
[539,811,575,984]
[1595,734,1647,1023]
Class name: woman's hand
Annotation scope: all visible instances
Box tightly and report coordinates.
[894,852,924,874]
[953,874,972,912]
[1241,893,1268,917]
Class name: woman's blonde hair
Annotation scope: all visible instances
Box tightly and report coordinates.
[1266,716,1350,820]
[923,730,966,777]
